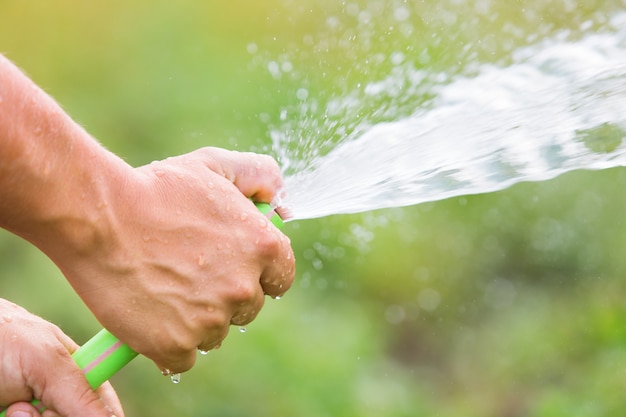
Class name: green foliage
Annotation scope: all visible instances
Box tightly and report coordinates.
[1,1,626,416]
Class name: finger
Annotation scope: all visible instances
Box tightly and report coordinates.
[197,147,283,202]
[149,342,197,376]
[95,383,124,417]
[55,327,122,416]
[31,346,117,417]
[53,328,80,354]
[231,153,283,202]
[256,227,296,298]
[230,279,266,326]
[5,402,42,417]
[51,327,123,416]
[197,323,230,353]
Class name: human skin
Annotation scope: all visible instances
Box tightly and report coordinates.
[0,54,295,415]
[0,299,124,417]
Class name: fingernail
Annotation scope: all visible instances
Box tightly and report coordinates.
[8,411,33,417]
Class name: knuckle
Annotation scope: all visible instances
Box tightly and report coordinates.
[75,387,107,412]
[199,319,230,351]
[259,154,281,173]
[198,310,230,331]
[44,342,74,367]
[231,297,265,326]
[256,232,281,257]
[232,280,259,304]
[146,331,197,373]
[231,308,258,326]
[157,350,196,374]
[166,333,198,356]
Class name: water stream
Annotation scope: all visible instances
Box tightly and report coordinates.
[274,12,626,221]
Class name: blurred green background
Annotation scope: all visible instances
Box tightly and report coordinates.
[1,1,626,416]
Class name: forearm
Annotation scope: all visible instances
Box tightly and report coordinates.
[0,54,131,258]
[0,54,296,375]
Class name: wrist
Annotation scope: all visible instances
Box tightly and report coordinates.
[0,120,134,267]
[32,142,133,266]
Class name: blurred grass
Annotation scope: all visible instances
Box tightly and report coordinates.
[2,1,626,416]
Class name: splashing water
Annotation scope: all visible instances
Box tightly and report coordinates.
[275,13,626,221]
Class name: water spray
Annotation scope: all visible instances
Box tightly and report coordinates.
[0,202,284,417]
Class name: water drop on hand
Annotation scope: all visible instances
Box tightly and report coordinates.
[170,373,181,384]
[239,326,247,333]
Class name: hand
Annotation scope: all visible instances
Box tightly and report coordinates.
[0,299,124,417]
[55,147,295,374]
[0,55,295,384]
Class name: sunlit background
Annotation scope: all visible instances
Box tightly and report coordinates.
[2,1,626,416]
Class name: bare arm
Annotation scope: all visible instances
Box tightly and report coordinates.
[0,53,131,255]
[0,53,295,397]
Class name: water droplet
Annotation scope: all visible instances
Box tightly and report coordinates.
[161,368,171,376]
[240,212,248,221]
[2,315,12,323]
[239,326,247,333]
[199,349,209,355]
[33,127,42,136]
[170,373,181,384]
[274,296,281,300]
[154,170,165,177]
[197,254,206,266]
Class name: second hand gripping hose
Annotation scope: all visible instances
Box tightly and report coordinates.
[0,202,284,416]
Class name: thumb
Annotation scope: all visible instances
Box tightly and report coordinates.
[32,349,117,417]
[41,376,116,417]
[5,402,42,417]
